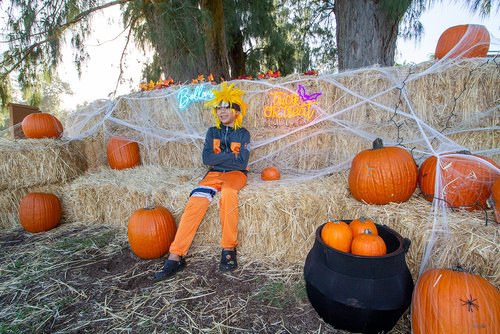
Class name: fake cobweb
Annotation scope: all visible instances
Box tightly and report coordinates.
[2,25,499,327]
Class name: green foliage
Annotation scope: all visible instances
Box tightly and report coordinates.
[1,0,498,97]
[54,230,116,253]
[1,0,133,107]
[460,0,499,17]
[124,0,209,81]
[1,1,101,88]
[279,0,337,72]
[255,279,308,308]
[223,0,296,76]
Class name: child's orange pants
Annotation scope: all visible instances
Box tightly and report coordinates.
[169,171,247,256]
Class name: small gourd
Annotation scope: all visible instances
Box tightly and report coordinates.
[320,220,353,253]
[261,166,281,181]
[351,229,387,257]
[349,217,378,238]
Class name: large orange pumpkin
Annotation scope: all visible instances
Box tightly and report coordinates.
[435,24,490,60]
[412,268,500,334]
[127,206,177,259]
[351,229,386,257]
[489,178,500,223]
[349,138,418,205]
[18,192,62,233]
[418,151,499,210]
[21,113,63,139]
[261,166,281,181]
[320,220,352,253]
[349,217,377,238]
[106,136,141,170]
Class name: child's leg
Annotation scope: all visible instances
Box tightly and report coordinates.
[168,196,211,256]
[219,171,247,249]
[169,174,222,256]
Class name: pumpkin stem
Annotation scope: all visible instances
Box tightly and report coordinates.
[452,264,472,273]
[372,138,384,150]
[363,229,373,235]
[456,150,472,155]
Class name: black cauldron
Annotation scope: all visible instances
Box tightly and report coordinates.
[303,222,413,334]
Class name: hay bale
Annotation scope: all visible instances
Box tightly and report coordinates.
[80,132,107,171]
[62,165,205,224]
[65,59,499,171]
[62,166,499,287]
[0,139,87,190]
[0,183,64,229]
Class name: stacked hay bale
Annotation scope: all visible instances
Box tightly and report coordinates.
[0,139,87,228]
[44,59,500,286]
[62,164,499,287]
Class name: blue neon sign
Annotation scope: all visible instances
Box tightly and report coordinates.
[177,84,215,110]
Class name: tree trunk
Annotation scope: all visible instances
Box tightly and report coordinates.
[201,0,230,80]
[228,26,246,78]
[334,0,410,71]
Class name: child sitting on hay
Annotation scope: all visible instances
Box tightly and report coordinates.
[154,82,251,281]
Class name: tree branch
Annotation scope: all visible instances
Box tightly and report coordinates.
[0,0,135,81]
[113,15,139,97]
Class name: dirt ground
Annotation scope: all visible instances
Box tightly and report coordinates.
[0,222,411,333]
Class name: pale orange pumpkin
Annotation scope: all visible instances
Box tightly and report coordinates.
[106,136,141,170]
[418,151,499,210]
[21,113,63,139]
[412,268,500,334]
[435,24,490,60]
[261,166,281,181]
[349,138,418,205]
[320,220,353,253]
[18,192,62,233]
[349,217,378,238]
[351,229,386,257]
[127,206,177,259]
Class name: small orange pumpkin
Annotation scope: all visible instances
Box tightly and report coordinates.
[128,206,177,259]
[21,113,63,139]
[349,217,378,238]
[261,166,281,181]
[435,24,490,60]
[412,268,500,334]
[351,229,386,256]
[320,220,353,253]
[106,136,141,170]
[18,192,62,233]
[418,151,499,210]
[349,138,418,205]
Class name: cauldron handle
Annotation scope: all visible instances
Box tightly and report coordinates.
[403,238,411,253]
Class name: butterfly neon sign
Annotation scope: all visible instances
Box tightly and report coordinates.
[297,84,322,102]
